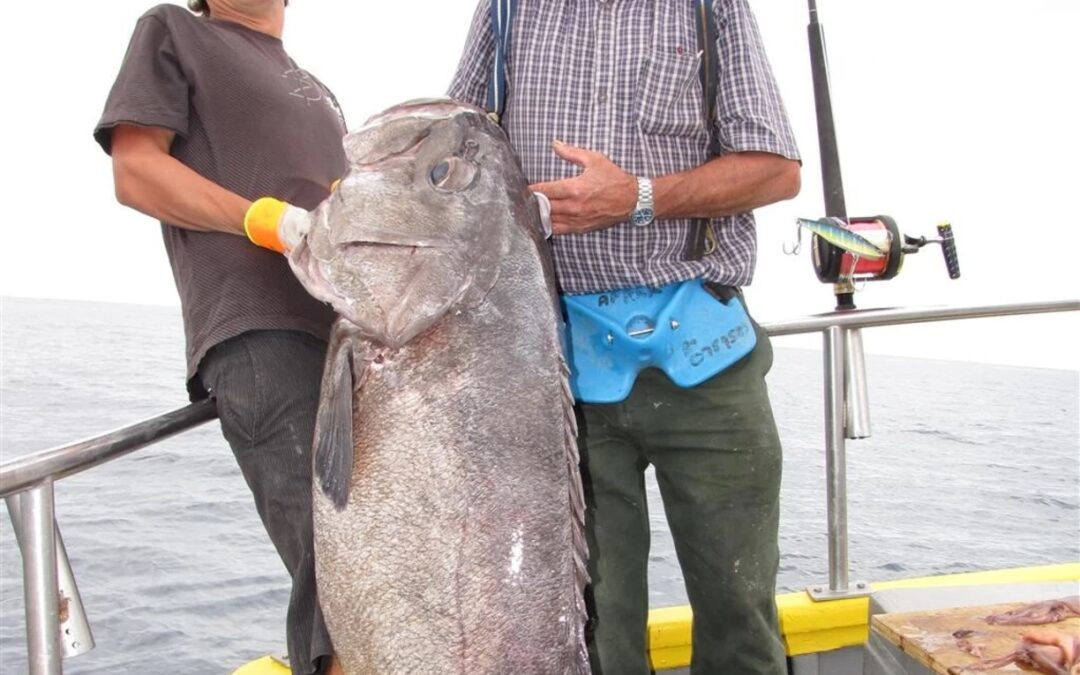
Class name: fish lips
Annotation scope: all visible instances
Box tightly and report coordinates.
[290,230,476,349]
[327,230,454,253]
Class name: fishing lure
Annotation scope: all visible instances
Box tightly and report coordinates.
[788,217,887,260]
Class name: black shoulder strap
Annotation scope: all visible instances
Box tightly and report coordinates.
[690,0,721,259]
[694,0,722,157]
[484,0,517,123]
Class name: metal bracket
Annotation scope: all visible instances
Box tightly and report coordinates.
[806,580,873,602]
[843,328,872,439]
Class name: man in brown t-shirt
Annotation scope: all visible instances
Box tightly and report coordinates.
[95,1,345,672]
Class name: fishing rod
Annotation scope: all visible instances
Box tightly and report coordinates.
[799,2,962,601]
[807,0,846,224]
[800,0,960,311]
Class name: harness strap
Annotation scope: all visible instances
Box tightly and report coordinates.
[688,0,721,260]
[695,0,721,157]
[484,0,517,123]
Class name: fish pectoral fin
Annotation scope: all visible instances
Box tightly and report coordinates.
[313,337,355,511]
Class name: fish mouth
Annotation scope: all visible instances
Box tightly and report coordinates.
[327,238,452,259]
[329,240,436,277]
[333,240,446,294]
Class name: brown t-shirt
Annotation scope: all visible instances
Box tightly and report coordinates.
[94,4,346,399]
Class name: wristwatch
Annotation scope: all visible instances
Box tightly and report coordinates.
[629,176,655,227]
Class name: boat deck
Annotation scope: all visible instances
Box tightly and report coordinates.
[231,563,1080,674]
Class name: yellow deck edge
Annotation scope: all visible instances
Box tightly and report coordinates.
[232,655,290,675]
[650,561,1080,668]
[233,563,1080,673]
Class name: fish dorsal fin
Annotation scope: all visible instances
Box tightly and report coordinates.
[557,350,591,671]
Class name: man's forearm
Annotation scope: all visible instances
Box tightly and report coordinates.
[531,144,801,236]
[111,124,251,235]
[653,152,801,220]
[113,150,250,235]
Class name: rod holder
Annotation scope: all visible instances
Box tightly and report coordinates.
[7,481,96,673]
[7,483,62,674]
[844,328,872,439]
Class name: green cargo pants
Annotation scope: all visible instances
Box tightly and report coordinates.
[579,318,786,675]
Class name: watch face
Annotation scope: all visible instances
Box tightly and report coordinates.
[631,208,655,227]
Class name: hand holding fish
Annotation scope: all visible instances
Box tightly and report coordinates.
[244,197,313,253]
[530,140,637,235]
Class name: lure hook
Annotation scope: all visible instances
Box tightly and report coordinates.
[783,223,804,255]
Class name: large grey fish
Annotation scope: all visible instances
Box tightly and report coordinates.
[287,99,589,674]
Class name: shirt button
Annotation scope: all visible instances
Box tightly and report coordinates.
[598,92,608,104]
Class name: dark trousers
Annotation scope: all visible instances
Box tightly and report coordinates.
[197,330,333,675]
[579,320,786,675]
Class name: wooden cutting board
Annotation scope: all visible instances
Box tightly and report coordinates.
[871,599,1080,674]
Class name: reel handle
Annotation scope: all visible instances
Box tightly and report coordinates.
[937,223,960,279]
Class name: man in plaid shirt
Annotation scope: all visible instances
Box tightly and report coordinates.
[449,2,801,672]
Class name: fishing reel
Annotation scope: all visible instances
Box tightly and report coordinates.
[811,216,960,283]
[799,215,960,310]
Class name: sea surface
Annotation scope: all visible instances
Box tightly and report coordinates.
[1,296,1077,674]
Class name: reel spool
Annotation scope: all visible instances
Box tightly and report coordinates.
[812,215,904,283]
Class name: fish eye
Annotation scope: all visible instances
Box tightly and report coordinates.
[430,161,450,185]
[428,156,478,192]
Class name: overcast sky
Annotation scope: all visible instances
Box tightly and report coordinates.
[1,1,1076,370]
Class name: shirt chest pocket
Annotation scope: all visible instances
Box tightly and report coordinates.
[635,49,707,139]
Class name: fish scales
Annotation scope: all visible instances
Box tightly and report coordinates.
[288,100,589,674]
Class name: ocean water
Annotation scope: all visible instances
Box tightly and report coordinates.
[1,296,1077,674]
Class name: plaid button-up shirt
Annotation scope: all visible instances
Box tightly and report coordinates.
[448,0,800,294]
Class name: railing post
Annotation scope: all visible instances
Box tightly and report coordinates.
[824,326,850,592]
[808,326,870,601]
[11,481,63,674]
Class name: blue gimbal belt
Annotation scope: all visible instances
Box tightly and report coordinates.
[561,279,756,404]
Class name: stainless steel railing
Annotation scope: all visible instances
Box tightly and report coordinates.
[2,400,218,675]
[759,299,1080,600]
[2,299,1077,673]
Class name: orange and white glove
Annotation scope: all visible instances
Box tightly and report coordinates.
[244,198,312,253]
